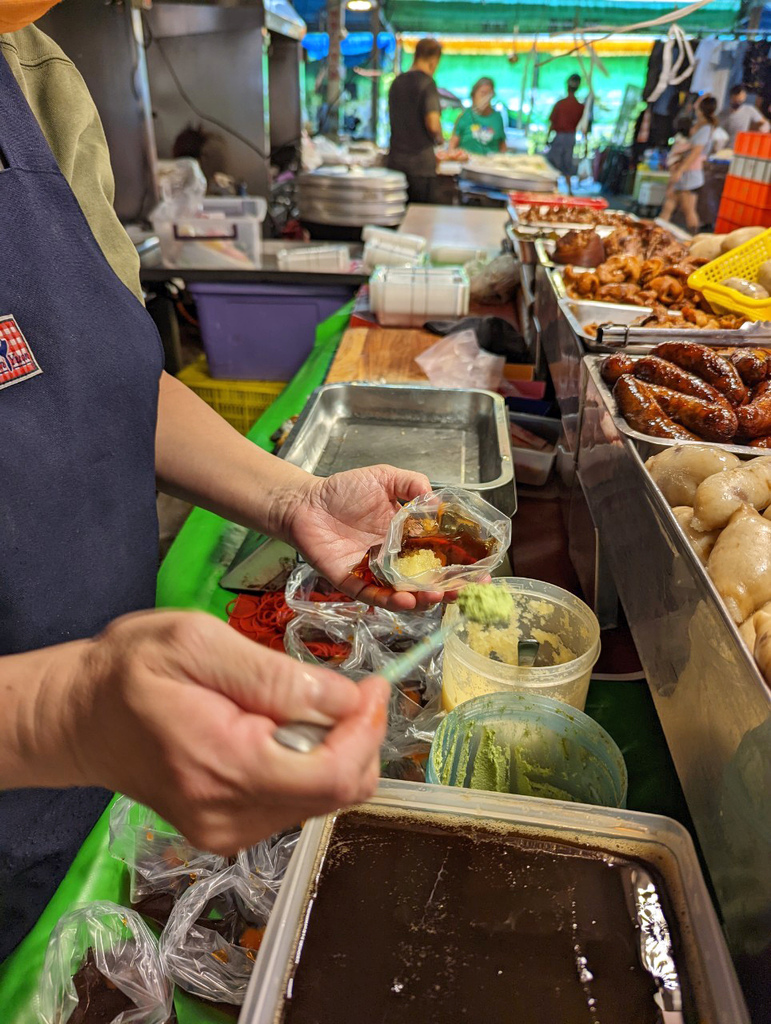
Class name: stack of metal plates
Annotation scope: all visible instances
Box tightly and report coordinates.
[297,166,408,227]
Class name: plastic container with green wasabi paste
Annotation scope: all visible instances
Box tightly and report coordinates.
[427,691,627,808]
[442,577,601,712]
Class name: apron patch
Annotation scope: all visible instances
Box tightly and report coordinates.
[0,314,42,390]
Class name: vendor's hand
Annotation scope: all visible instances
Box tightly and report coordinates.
[63,610,389,853]
[286,466,443,611]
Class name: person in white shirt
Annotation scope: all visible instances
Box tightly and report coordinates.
[723,84,769,147]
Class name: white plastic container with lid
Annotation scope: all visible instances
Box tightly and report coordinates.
[362,239,426,272]
[150,196,267,269]
[240,780,750,1024]
[429,243,490,265]
[369,266,470,327]
[276,244,350,273]
[361,223,427,254]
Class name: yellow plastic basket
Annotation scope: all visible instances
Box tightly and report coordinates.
[687,227,771,321]
[176,356,287,435]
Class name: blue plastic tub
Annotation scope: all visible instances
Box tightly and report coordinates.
[189,283,356,380]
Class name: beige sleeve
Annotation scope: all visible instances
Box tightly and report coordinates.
[0,27,144,303]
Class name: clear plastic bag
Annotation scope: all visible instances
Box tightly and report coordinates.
[39,901,173,1024]
[356,606,442,685]
[283,611,366,676]
[371,487,511,592]
[414,329,504,390]
[108,796,226,925]
[469,253,519,306]
[284,561,368,619]
[160,864,271,1005]
[235,827,302,921]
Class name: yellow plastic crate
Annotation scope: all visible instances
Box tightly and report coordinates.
[176,356,287,435]
[687,227,771,321]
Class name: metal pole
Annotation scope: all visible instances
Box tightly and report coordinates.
[326,0,344,135]
[370,4,379,142]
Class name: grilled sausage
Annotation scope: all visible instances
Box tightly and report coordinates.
[631,355,722,403]
[613,376,697,440]
[600,354,635,386]
[643,382,739,442]
[750,436,771,449]
[650,341,748,407]
[736,380,771,439]
[722,349,769,388]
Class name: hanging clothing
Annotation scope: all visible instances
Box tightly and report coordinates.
[0,38,163,962]
[690,37,723,95]
[644,26,695,105]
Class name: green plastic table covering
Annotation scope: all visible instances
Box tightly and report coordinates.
[0,300,692,1022]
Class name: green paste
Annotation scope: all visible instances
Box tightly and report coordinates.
[457,584,514,627]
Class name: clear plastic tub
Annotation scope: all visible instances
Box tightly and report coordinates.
[426,690,627,806]
[276,245,350,273]
[241,780,750,1024]
[150,196,267,269]
[441,577,601,712]
[362,240,426,272]
[369,266,470,327]
[429,243,489,265]
[361,224,426,253]
[509,412,561,487]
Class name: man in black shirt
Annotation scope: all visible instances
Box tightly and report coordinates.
[387,38,443,203]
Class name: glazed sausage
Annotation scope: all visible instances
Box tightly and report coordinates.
[643,382,739,442]
[650,341,748,407]
[613,376,697,440]
[631,356,723,403]
[750,436,771,449]
[715,348,769,388]
[736,380,771,439]
[600,354,635,386]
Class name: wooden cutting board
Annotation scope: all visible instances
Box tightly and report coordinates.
[326,327,437,384]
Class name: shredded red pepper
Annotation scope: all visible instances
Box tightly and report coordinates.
[227,592,295,651]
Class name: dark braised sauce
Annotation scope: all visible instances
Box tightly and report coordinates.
[279,811,689,1024]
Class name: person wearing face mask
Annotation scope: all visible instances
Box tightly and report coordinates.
[722,84,769,149]
[449,77,507,156]
[0,0,447,964]
[546,74,585,194]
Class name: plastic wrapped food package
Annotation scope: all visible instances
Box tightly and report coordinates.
[108,796,226,925]
[283,611,366,674]
[160,865,272,1006]
[370,487,511,592]
[284,561,368,619]
[236,828,302,921]
[38,901,173,1024]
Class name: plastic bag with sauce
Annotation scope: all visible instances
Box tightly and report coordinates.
[284,560,368,619]
[283,610,367,677]
[370,487,511,592]
[39,901,173,1024]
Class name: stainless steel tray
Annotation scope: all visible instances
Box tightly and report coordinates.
[279,383,516,517]
[577,368,771,976]
[561,297,654,346]
[584,354,760,457]
[509,204,637,231]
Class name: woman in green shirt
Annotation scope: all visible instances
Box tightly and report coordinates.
[450,77,507,156]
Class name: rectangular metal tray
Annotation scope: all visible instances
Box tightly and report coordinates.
[241,780,749,1024]
[279,383,516,517]
[508,203,637,233]
[577,371,771,980]
[584,354,760,457]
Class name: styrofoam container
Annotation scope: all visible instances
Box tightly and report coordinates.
[369,266,470,327]
[362,240,426,272]
[510,412,561,486]
[241,780,750,1024]
[150,196,267,269]
[276,245,350,273]
[361,224,426,253]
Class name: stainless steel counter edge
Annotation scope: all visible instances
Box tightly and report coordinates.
[578,359,771,974]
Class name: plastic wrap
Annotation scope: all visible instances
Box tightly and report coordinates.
[414,329,504,390]
[108,796,226,925]
[283,611,365,675]
[160,865,271,1006]
[235,828,302,921]
[39,901,173,1024]
[469,254,520,306]
[284,561,368,619]
[371,487,511,592]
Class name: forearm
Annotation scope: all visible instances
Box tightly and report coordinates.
[154,371,315,540]
[0,640,90,790]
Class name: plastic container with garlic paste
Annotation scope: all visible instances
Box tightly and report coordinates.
[240,780,750,1024]
[369,267,470,327]
[441,577,601,712]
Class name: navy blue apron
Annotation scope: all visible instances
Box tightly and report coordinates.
[0,52,163,959]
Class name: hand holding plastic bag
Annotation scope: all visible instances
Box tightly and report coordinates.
[371,487,511,592]
[415,329,504,390]
[39,901,173,1024]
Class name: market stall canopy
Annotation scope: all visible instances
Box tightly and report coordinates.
[381,0,742,34]
[302,30,397,61]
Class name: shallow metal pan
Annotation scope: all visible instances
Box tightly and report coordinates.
[279,382,516,517]
[509,204,637,231]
